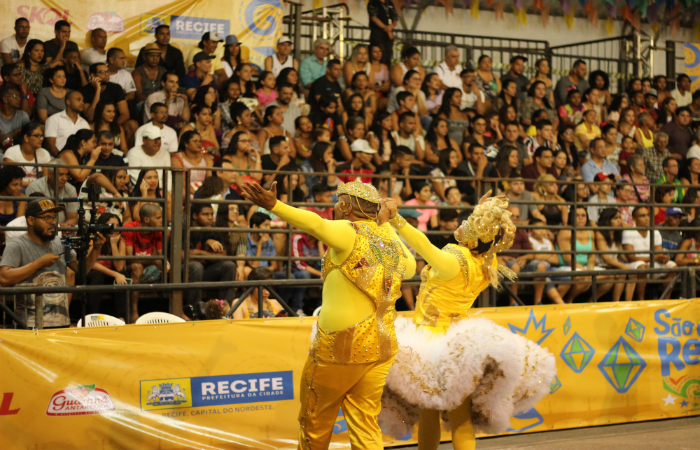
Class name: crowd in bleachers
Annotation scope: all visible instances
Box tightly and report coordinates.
[1,14,700,327]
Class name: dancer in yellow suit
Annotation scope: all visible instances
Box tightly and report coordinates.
[378,194,556,450]
[241,180,416,450]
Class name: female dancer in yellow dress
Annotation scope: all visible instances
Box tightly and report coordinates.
[379,195,556,450]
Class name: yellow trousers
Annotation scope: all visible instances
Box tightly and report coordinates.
[297,354,394,450]
[417,398,476,450]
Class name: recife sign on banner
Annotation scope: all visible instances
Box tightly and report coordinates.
[2,0,284,68]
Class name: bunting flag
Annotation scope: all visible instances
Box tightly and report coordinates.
[462,0,471,9]
[670,5,681,37]
[647,3,658,23]
[443,0,455,17]
[564,10,576,28]
[605,15,616,36]
[514,0,524,7]
[493,1,506,19]
[515,6,528,25]
[313,0,323,10]
[605,1,618,18]
[693,21,700,41]
[534,0,544,9]
[584,0,599,27]
[639,0,649,15]
[471,0,480,19]
[541,4,551,26]
[562,0,572,13]
[487,0,496,5]
[651,21,661,35]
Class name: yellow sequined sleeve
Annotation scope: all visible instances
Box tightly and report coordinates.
[397,222,460,280]
[270,201,356,253]
[383,222,416,280]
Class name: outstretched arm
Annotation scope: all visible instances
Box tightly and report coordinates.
[241,182,355,252]
[394,218,460,281]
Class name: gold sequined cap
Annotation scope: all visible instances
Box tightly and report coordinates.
[454,197,517,288]
[337,181,381,204]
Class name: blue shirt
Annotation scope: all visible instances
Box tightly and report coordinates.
[581,157,620,182]
[182,71,216,91]
[246,234,276,267]
[299,56,327,88]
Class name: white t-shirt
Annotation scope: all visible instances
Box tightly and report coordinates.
[127,145,172,189]
[135,123,178,153]
[687,144,700,161]
[0,35,25,63]
[45,110,91,151]
[3,145,51,183]
[433,62,463,89]
[529,236,553,252]
[671,89,692,107]
[622,229,663,258]
[391,131,425,154]
[110,69,136,94]
[80,48,107,69]
[5,215,27,239]
[459,86,485,110]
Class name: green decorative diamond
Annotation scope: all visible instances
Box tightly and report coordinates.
[625,318,645,342]
[598,337,646,393]
[563,317,571,335]
[560,332,595,373]
[550,376,562,394]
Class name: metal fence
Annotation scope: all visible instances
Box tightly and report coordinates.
[1,164,699,329]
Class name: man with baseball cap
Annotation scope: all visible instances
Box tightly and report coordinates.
[337,139,377,184]
[186,31,223,73]
[135,24,186,80]
[660,207,685,251]
[265,36,298,77]
[0,199,105,328]
[183,51,217,100]
[501,55,530,99]
[127,124,171,188]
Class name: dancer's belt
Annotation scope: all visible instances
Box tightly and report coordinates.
[311,311,398,364]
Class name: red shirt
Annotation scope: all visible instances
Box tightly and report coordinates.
[122,221,163,256]
[306,206,333,220]
[337,162,374,184]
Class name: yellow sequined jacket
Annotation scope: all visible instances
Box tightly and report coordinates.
[396,221,496,329]
[270,201,416,363]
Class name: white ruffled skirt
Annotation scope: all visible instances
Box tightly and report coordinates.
[379,316,557,437]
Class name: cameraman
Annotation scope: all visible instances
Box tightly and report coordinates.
[0,199,105,328]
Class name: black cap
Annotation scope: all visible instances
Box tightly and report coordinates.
[510,55,528,63]
[25,199,64,217]
[193,51,215,64]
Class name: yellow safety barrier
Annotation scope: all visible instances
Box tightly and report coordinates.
[0,300,699,448]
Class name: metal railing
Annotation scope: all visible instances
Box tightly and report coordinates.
[1,163,699,329]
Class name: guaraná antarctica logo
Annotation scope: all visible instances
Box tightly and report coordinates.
[46,384,116,416]
[140,371,294,411]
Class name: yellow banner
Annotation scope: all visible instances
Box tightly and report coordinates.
[1,300,699,449]
[0,0,284,67]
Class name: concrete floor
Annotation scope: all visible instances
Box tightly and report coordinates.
[396,416,700,450]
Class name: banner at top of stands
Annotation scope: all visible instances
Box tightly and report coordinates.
[0,0,284,67]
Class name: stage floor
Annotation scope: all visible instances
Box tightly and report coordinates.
[400,416,700,450]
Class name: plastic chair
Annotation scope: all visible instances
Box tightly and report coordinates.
[135,312,186,325]
[312,306,322,317]
[77,314,126,327]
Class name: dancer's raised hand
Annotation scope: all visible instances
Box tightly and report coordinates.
[478,189,507,205]
[241,181,278,211]
[378,198,398,226]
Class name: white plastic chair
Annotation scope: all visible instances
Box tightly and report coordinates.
[312,306,322,317]
[135,312,186,324]
[77,314,125,327]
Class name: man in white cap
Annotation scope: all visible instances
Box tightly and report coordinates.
[337,139,377,184]
[127,125,171,188]
[186,31,223,73]
[265,36,298,77]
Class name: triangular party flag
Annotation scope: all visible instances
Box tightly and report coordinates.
[632,8,641,29]
[444,0,455,16]
[471,0,480,19]
[514,0,524,8]
[605,16,615,36]
[606,1,617,18]
[486,0,495,5]
[534,0,544,10]
[639,0,648,15]
[493,1,506,19]
[564,10,576,28]
[670,7,680,37]
[462,0,472,8]
[313,0,323,10]
[627,0,637,8]
[588,4,599,27]
[651,21,661,36]
[517,6,528,25]
[541,4,551,26]
[562,0,572,14]
[647,3,658,23]
[577,0,585,8]
[620,5,634,23]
